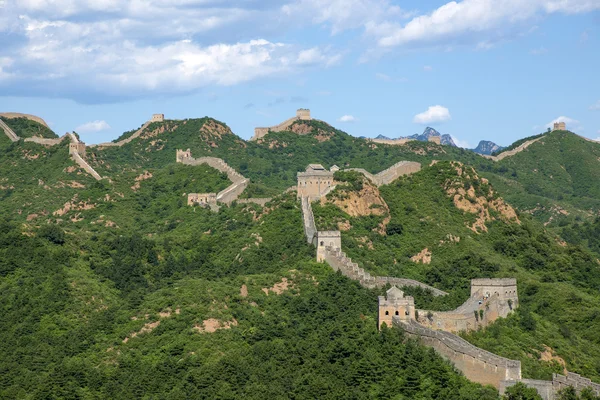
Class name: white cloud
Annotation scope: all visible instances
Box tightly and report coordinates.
[375,72,392,81]
[413,105,451,124]
[423,65,433,71]
[75,120,111,133]
[0,1,342,101]
[590,100,600,111]
[451,135,471,149]
[368,0,600,49]
[545,116,582,131]
[339,115,358,123]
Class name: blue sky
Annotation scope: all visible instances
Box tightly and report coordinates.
[0,0,599,147]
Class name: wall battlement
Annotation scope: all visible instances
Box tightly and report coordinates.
[251,108,313,141]
[346,161,421,187]
[177,149,265,208]
[0,113,50,128]
[395,318,522,388]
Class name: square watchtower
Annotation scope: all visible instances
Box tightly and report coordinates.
[378,287,415,329]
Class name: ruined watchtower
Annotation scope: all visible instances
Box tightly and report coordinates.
[378,287,415,329]
[176,149,192,163]
[297,164,334,200]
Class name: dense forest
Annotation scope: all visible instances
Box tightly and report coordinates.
[2,117,600,398]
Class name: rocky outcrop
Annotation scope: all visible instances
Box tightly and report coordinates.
[472,140,505,155]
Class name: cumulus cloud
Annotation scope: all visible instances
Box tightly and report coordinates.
[339,115,358,123]
[413,106,451,124]
[590,100,600,111]
[367,0,600,49]
[0,1,342,102]
[75,120,111,133]
[545,116,582,131]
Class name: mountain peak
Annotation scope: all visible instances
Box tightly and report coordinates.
[472,140,505,155]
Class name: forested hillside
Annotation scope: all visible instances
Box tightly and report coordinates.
[2,117,600,399]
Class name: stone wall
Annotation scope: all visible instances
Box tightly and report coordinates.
[483,136,545,162]
[237,198,272,206]
[24,135,69,145]
[89,121,151,148]
[395,318,522,389]
[346,161,421,187]
[251,108,312,141]
[301,197,317,244]
[0,118,19,142]
[177,151,251,206]
[0,113,50,128]
[367,138,414,146]
[500,373,600,400]
[321,245,448,295]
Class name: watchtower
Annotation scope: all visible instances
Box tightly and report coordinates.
[296,108,311,120]
[297,164,334,200]
[316,231,341,262]
[151,114,165,122]
[553,122,566,131]
[471,278,518,303]
[378,287,415,329]
[176,149,192,163]
[69,142,86,158]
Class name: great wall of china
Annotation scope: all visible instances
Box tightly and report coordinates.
[295,161,599,399]
[2,110,600,397]
[175,149,273,208]
[1,114,103,181]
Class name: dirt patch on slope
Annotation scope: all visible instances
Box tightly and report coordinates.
[540,345,567,375]
[262,278,294,295]
[193,318,238,333]
[444,162,520,233]
[411,248,432,264]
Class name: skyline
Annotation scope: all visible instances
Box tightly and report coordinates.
[0,0,599,146]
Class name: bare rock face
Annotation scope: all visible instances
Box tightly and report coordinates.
[444,162,520,233]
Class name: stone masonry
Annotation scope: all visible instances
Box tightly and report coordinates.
[251,108,313,141]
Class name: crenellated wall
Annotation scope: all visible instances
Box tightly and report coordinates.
[346,161,421,187]
[482,136,545,162]
[176,150,266,207]
[395,318,522,389]
[89,121,151,148]
[500,372,600,400]
[251,109,313,141]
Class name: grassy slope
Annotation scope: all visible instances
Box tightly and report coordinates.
[1,117,58,139]
[481,131,600,224]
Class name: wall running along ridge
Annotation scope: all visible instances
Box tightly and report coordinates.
[177,150,258,206]
[88,121,152,149]
[394,318,522,388]
[0,118,103,181]
[0,118,20,142]
[0,113,50,128]
[482,136,545,162]
[346,161,421,187]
